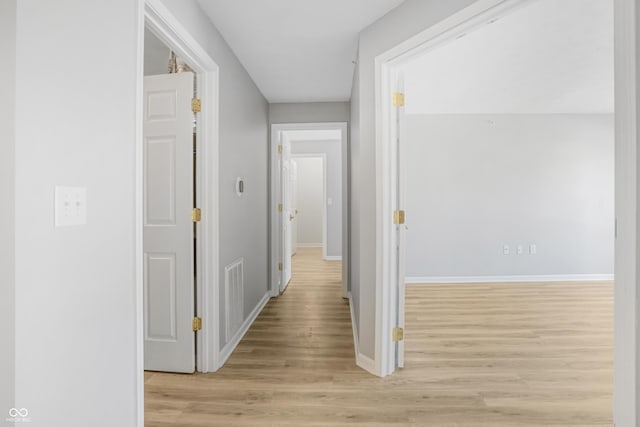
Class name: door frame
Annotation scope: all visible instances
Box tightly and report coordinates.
[375,0,537,378]
[375,3,633,423]
[270,122,348,299]
[136,0,221,408]
[290,153,328,259]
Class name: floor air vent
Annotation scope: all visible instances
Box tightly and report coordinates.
[225,258,244,342]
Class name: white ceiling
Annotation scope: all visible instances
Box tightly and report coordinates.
[404,0,614,115]
[197,0,405,103]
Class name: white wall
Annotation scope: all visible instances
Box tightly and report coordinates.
[13,1,140,425]
[291,140,342,257]
[405,114,614,280]
[294,157,324,246]
[0,0,16,417]
[159,0,270,351]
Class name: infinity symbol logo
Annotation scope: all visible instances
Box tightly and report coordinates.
[8,408,28,417]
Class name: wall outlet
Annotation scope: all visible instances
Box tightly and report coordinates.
[529,244,537,255]
[517,245,523,255]
[503,244,510,255]
[55,186,87,227]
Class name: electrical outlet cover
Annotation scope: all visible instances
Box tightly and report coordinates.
[55,186,87,227]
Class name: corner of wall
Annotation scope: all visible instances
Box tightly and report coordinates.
[348,293,377,376]
[0,0,17,415]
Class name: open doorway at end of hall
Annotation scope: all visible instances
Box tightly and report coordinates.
[270,123,348,299]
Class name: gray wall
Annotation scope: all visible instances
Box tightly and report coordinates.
[13,1,139,424]
[351,0,479,360]
[405,114,614,279]
[160,0,270,351]
[291,140,343,257]
[144,28,170,76]
[0,0,16,418]
[293,157,324,245]
[269,102,350,124]
[350,65,361,335]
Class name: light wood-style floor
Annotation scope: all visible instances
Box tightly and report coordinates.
[145,247,613,426]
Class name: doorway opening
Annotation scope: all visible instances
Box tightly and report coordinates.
[138,0,221,385]
[270,123,348,298]
[375,0,617,421]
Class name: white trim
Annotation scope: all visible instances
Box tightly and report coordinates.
[374,0,550,379]
[291,153,328,260]
[297,243,322,248]
[349,293,376,375]
[406,275,615,284]
[324,256,343,261]
[143,0,221,376]
[218,292,270,367]
[270,122,349,299]
[614,0,638,424]
[134,2,144,425]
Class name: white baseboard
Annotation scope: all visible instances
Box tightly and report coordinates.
[323,256,342,261]
[217,292,270,369]
[348,293,376,375]
[297,243,322,248]
[405,274,614,284]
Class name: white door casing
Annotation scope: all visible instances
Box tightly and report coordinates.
[291,159,298,256]
[143,71,195,373]
[282,138,293,291]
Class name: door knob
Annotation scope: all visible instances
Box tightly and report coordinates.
[290,214,294,221]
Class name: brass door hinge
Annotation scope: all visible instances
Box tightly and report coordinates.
[278,263,283,271]
[191,98,201,113]
[278,145,283,154]
[392,92,405,107]
[393,210,405,225]
[192,317,202,332]
[192,208,202,222]
[278,204,283,212]
[392,327,404,342]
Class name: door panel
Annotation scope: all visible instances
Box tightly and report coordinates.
[145,253,177,340]
[143,72,195,373]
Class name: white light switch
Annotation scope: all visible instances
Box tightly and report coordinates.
[503,245,510,255]
[517,245,523,255]
[529,244,537,255]
[55,186,87,227]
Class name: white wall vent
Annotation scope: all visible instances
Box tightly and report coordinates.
[225,258,244,342]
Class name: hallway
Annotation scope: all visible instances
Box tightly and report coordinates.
[145,249,613,426]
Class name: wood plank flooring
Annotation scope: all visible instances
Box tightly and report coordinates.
[145,248,613,426]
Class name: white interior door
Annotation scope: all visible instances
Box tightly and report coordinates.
[282,140,293,291]
[291,159,298,256]
[143,72,196,373]
[394,72,406,369]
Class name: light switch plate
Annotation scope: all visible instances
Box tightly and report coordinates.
[55,186,87,227]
